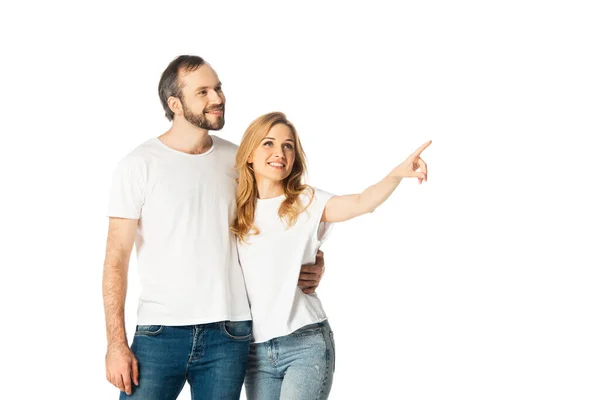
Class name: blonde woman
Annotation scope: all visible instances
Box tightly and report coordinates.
[232,112,431,399]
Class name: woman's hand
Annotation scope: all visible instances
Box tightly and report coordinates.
[390,140,432,184]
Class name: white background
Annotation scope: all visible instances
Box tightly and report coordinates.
[1,0,599,399]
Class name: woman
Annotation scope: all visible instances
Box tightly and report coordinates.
[232,112,431,399]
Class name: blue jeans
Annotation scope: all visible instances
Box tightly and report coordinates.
[119,321,251,399]
[244,320,335,400]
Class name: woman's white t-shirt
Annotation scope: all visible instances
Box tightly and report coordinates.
[237,188,334,343]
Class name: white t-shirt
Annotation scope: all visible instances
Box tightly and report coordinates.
[107,136,251,326]
[237,188,334,343]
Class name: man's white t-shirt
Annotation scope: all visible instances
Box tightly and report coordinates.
[237,188,334,343]
[107,136,251,326]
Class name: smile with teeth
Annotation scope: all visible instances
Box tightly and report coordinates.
[268,162,286,170]
[206,108,224,116]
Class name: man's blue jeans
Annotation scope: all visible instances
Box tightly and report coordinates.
[119,321,252,399]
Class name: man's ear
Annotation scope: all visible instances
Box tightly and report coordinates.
[168,96,183,117]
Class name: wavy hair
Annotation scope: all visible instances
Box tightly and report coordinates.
[232,112,314,241]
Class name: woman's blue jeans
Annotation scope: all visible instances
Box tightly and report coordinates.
[244,320,336,400]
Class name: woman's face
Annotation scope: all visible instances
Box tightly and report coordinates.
[249,123,296,184]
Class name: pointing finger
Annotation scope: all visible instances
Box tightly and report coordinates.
[411,140,432,159]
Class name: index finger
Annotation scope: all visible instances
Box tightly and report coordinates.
[411,140,432,158]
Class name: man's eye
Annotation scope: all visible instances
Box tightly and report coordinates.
[199,91,207,96]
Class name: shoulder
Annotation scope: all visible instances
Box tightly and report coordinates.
[312,187,334,200]
[311,187,335,205]
[113,139,157,173]
[212,135,239,165]
[300,187,334,209]
[212,135,239,152]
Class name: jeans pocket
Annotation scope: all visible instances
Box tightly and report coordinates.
[134,325,164,336]
[221,320,252,340]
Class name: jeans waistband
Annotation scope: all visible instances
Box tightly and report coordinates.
[294,319,329,333]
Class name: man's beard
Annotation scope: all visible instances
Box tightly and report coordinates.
[182,100,225,131]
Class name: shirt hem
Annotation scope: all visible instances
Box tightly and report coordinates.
[107,212,140,219]
[252,317,329,343]
[137,313,252,326]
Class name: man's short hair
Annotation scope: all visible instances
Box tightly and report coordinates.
[158,55,206,121]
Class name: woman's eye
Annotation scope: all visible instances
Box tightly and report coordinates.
[284,144,294,150]
[263,141,273,146]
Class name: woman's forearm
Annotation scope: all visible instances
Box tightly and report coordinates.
[356,174,403,214]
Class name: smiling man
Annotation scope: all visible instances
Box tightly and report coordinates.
[102,55,325,400]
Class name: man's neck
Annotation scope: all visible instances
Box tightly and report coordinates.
[159,119,213,155]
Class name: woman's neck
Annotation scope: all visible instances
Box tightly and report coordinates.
[255,177,284,199]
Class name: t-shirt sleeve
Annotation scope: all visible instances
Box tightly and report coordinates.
[107,157,146,219]
[311,188,336,245]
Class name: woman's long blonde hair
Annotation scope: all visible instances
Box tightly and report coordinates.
[232,112,313,241]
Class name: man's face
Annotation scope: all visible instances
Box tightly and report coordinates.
[178,64,225,130]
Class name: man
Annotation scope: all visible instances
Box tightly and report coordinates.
[103,55,325,399]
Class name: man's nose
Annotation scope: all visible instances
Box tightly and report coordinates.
[208,90,223,104]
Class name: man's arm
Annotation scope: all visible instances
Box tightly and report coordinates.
[103,217,138,395]
[298,250,325,294]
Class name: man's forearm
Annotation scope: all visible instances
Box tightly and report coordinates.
[103,217,137,347]
[103,261,128,345]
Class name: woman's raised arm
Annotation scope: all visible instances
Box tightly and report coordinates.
[321,140,432,223]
